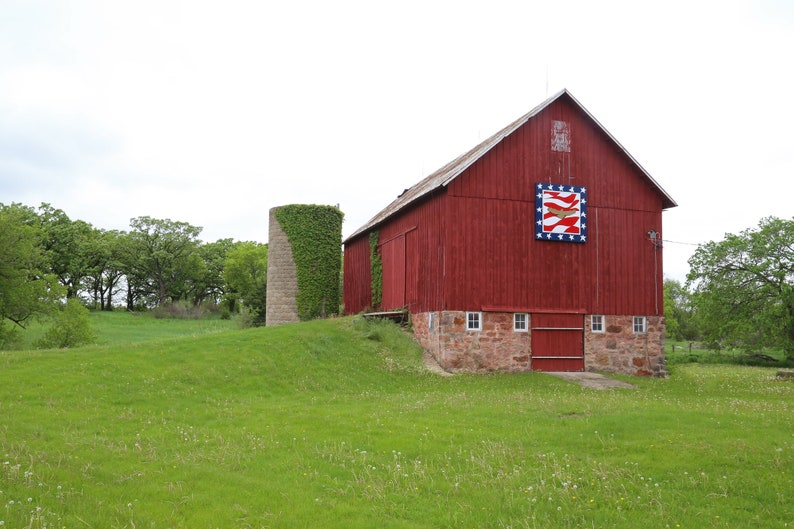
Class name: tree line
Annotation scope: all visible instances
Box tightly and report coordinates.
[0,202,268,346]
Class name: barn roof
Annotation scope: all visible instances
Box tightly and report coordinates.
[345,89,677,243]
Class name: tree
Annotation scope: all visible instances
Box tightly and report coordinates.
[117,231,150,311]
[125,216,203,306]
[663,278,699,341]
[687,216,794,359]
[190,238,236,306]
[38,203,94,299]
[0,203,64,345]
[223,242,268,324]
[83,229,126,310]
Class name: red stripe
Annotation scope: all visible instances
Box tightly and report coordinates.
[543,215,580,234]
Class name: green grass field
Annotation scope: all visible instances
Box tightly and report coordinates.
[666,339,794,368]
[1,314,792,528]
[9,310,237,350]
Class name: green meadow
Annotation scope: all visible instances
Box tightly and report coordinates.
[0,314,792,528]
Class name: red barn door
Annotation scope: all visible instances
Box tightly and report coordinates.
[531,313,584,372]
[381,236,406,310]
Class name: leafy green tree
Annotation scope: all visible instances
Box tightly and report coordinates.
[38,203,94,299]
[125,216,203,306]
[223,242,268,325]
[687,216,794,359]
[36,298,96,349]
[191,238,236,306]
[83,229,126,310]
[663,278,699,341]
[0,203,64,345]
[117,231,151,311]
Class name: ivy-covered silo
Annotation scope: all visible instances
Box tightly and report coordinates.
[265,204,344,326]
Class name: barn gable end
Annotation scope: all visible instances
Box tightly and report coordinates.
[344,89,676,377]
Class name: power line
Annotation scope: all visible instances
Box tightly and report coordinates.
[661,239,700,247]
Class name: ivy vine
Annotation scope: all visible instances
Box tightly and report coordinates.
[369,231,382,309]
[273,204,344,321]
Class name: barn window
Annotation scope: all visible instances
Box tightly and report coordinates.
[514,313,528,332]
[633,316,647,334]
[466,312,481,331]
[428,313,435,332]
[591,315,605,333]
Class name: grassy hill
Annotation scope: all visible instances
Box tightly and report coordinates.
[0,314,792,528]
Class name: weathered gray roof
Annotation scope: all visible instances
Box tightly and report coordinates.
[345,89,677,243]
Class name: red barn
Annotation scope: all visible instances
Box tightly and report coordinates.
[343,89,677,376]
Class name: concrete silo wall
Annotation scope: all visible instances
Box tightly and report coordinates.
[265,208,300,326]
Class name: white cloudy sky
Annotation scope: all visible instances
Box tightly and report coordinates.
[1,0,793,282]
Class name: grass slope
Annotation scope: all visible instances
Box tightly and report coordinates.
[0,315,792,528]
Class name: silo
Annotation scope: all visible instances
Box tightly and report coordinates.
[265,204,343,326]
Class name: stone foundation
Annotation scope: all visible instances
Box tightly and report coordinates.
[413,311,531,373]
[585,315,667,377]
[412,311,666,377]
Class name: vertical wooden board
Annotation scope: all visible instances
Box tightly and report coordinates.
[405,230,419,310]
[381,235,406,310]
[343,236,371,314]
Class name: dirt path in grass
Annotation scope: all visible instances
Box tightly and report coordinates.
[546,371,636,389]
[420,354,635,388]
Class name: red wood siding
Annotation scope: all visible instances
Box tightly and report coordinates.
[343,235,371,314]
[344,194,446,314]
[405,229,419,308]
[381,235,406,310]
[442,197,663,315]
[377,195,446,313]
[441,97,664,316]
[344,95,668,318]
[531,313,584,372]
[447,99,662,213]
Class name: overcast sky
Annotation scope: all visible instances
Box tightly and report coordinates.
[1,0,793,282]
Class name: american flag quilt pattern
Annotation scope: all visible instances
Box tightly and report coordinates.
[535,183,587,243]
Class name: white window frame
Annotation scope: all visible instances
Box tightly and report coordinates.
[633,316,647,334]
[591,314,605,333]
[466,311,482,331]
[428,312,435,332]
[513,313,528,332]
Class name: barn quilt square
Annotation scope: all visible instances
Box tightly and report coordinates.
[535,183,587,243]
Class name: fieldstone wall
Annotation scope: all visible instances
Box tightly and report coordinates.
[413,311,667,377]
[413,311,531,373]
[585,315,667,377]
[265,208,299,326]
